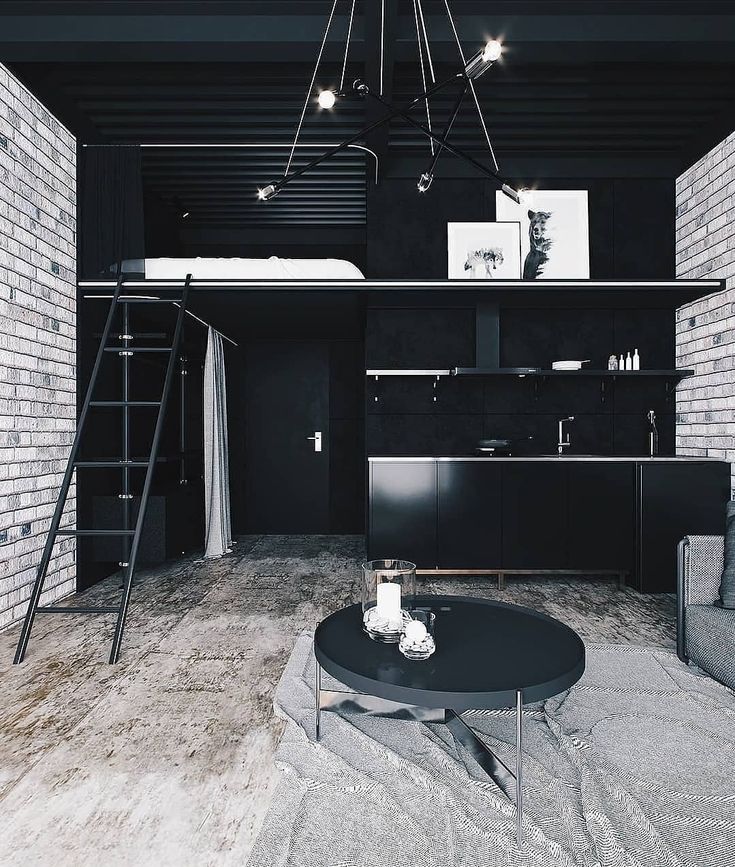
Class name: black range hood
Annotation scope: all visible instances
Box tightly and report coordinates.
[476,302,500,369]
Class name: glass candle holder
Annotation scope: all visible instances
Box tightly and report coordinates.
[399,610,436,660]
[361,559,416,643]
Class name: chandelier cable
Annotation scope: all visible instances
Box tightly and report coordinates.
[443,0,499,172]
[284,0,340,178]
[416,0,435,83]
[339,0,356,94]
[379,0,386,95]
[412,0,435,155]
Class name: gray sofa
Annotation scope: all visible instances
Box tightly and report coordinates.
[677,535,735,690]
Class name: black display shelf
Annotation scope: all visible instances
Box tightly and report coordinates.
[366,368,694,379]
[453,368,694,379]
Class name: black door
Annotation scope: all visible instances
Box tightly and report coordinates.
[244,341,329,532]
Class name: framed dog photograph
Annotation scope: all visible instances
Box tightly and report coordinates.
[447,222,522,279]
[495,190,590,280]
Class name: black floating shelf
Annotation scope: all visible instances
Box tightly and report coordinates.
[453,368,694,379]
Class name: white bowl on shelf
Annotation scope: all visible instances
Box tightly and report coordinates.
[551,359,590,371]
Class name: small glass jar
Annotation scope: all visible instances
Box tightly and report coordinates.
[361,559,416,643]
[399,610,436,660]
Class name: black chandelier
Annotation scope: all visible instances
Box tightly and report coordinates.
[257,0,520,204]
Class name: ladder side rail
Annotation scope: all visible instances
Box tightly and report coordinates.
[108,276,192,664]
[13,276,125,664]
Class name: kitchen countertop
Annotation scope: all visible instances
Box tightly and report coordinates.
[368,456,728,462]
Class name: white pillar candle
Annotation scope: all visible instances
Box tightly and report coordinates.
[376,581,401,622]
[404,619,427,644]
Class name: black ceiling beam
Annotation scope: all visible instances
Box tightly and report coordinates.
[4,2,735,14]
[2,9,735,63]
[3,42,734,65]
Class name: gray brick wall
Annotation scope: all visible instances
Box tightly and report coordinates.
[0,63,76,629]
[675,130,735,496]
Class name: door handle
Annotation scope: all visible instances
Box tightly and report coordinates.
[307,431,322,452]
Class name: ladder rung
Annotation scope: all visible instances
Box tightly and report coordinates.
[90,401,161,407]
[57,529,136,536]
[74,460,150,467]
[104,347,173,353]
[117,298,182,304]
[36,606,120,614]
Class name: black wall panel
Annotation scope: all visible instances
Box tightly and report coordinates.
[366,177,674,280]
[365,304,678,458]
[366,179,488,279]
[613,180,675,279]
[366,307,475,369]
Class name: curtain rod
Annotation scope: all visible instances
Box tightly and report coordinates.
[82,294,238,348]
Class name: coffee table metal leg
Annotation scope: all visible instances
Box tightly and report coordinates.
[516,689,523,847]
[444,710,517,799]
[445,699,524,848]
[315,661,321,741]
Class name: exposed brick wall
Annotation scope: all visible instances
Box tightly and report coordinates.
[0,64,76,629]
[675,131,735,496]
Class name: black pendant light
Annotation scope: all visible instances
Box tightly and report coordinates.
[258,0,520,204]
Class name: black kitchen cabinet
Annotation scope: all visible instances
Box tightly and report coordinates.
[636,462,730,592]
[567,462,635,572]
[501,463,568,568]
[369,460,437,567]
[369,458,730,590]
[438,461,502,568]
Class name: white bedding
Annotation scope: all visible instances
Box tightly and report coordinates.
[143,256,364,280]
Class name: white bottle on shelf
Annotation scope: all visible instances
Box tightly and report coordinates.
[633,348,640,370]
[625,351,633,371]
[619,353,625,370]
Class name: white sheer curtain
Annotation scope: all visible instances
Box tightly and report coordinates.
[203,326,232,558]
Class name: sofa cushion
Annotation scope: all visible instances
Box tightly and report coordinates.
[720,500,735,608]
[686,604,735,690]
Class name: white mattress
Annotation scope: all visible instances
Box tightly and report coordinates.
[144,256,364,280]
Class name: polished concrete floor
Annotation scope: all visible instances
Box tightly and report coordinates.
[0,536,677,866]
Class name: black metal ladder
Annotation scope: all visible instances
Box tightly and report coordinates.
[13,275,192,665]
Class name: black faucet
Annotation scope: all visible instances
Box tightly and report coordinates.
[647,409,659,457]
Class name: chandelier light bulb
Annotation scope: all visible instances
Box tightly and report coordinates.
[317,89,336,109]
[483,40,503,63]
[417,172,434,193]
[257,183,278,201]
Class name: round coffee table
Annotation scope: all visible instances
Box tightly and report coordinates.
[313,595,585,845]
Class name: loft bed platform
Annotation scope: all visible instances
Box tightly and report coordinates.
[79,278,725,310]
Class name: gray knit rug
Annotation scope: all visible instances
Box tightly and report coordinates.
[247,635,734,867]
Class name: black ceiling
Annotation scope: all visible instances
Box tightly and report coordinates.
[4,1,735,228]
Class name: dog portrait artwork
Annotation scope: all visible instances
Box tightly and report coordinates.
[464,247,505,278]
[523,210,552,279]
[496,190,590,280]
[447,222,521,279]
